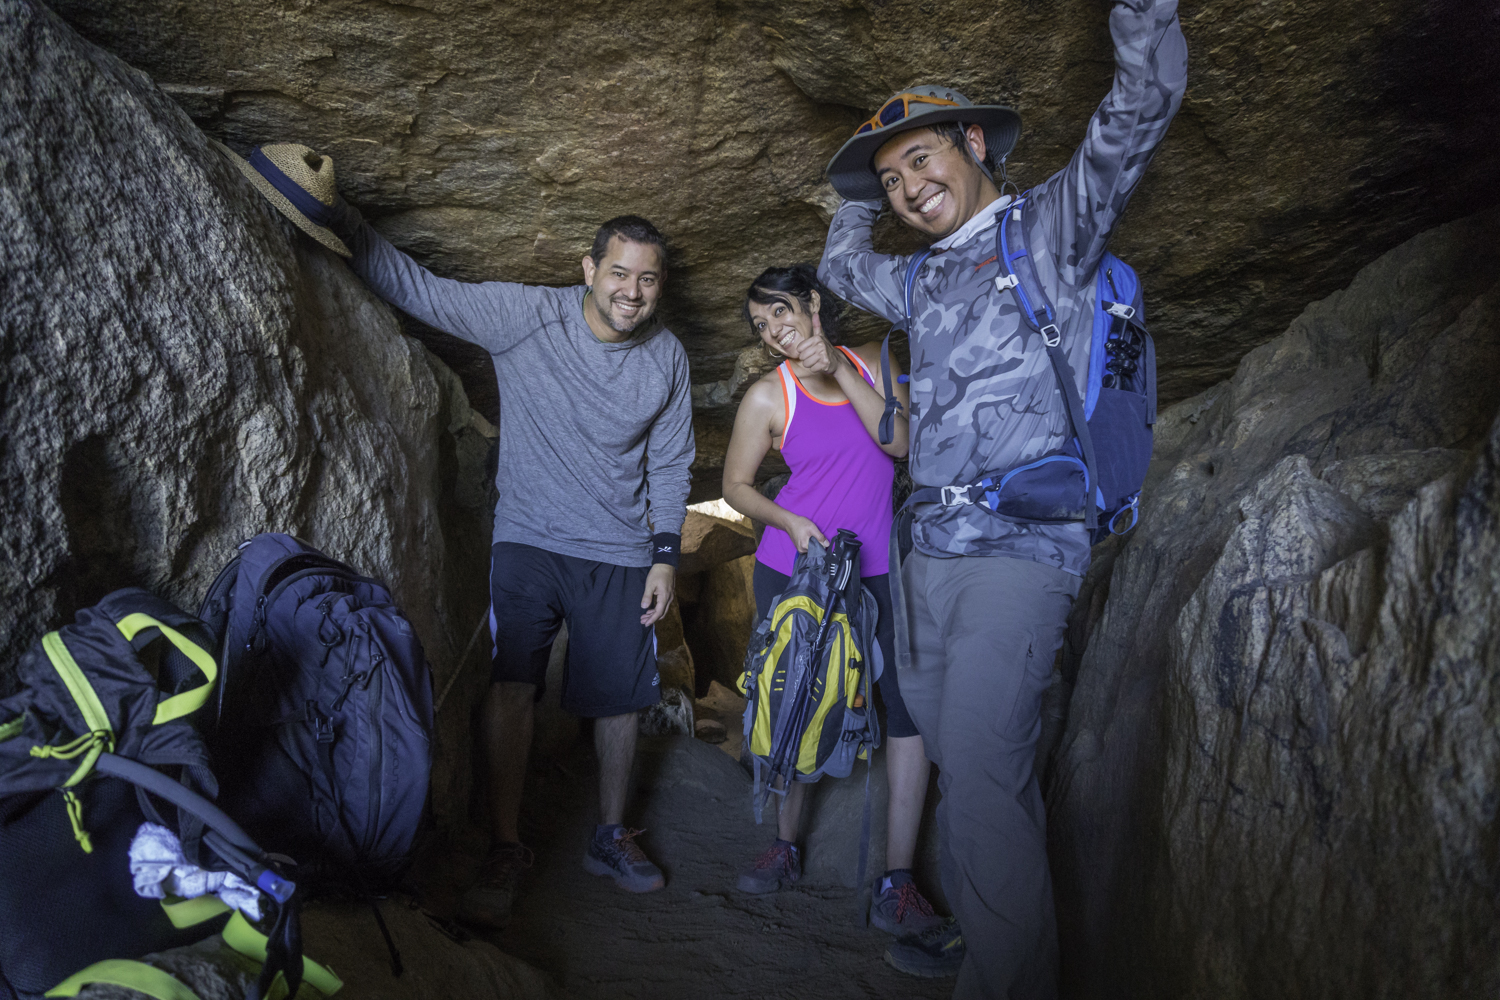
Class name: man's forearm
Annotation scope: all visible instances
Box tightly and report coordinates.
[1044,0,1187,281]
[818,199,904,324]
[328,199,519,351]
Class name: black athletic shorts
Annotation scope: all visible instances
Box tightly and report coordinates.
[751,561,919,739]
[489,542,660,718]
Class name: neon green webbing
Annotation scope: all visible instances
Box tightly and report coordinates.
[41,632,113,738]
[34,632,117,853]
[44,959,203,1000]
[161,894,232,928]
[223,911,344,997]
[0,715,22,742]
[114,613,219,724]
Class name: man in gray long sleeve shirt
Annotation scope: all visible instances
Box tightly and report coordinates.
[818,2,1186,995]
[326,203,696,923]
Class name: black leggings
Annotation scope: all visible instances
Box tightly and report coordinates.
[751,560,920,739]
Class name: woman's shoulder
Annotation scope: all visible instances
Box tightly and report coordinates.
[740,368,787,413]
[842,339,884,368]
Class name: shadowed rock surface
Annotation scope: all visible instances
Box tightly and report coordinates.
[1047,206,1500,999]
[41,0,1500,492]
[0,6,554,994]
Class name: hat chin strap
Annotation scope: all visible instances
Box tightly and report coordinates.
[994,156,1021,200]
[968,144,995,182]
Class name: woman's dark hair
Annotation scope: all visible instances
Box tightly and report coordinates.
[742,263,846,344]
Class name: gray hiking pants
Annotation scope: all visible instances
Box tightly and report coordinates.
[899,551,1080,1000]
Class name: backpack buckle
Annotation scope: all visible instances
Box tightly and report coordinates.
[940,485,974,506]
[1039,324,1061,347]
[994,274,1018,292]
[1104,301,1136,320]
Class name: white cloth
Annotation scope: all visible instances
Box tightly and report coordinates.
[930,194,1013,252]
[129,822,262,920]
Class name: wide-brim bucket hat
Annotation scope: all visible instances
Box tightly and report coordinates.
[826,85,1021,202]
[211,139,352,257]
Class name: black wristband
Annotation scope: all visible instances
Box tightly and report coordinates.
[651,532,681,568]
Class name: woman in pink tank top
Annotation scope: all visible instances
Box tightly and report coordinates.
[720,264,942,936]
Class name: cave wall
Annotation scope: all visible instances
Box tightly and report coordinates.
[39,0,1500,495]
[1047,206,1500,998]
[0,0,496,830]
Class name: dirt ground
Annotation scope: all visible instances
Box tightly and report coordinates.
[413,731,955,1000]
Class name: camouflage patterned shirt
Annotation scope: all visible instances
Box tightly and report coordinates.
[818,0,1187,575]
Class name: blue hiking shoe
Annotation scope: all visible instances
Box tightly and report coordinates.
[869,871,944,936]
[884,918,965,978]
[583,825,665,893]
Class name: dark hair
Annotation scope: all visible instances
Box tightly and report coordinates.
[925,121,996,174]
[590,215,668,269]
[742,264,845,344]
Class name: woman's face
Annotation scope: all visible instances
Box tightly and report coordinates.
[748,291,819,362]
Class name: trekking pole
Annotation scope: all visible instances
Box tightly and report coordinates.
[433,606,491,715]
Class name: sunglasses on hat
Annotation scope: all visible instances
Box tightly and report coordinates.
[854,92,963,136]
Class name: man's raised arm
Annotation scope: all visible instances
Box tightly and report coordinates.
[330,201,535,354]
[817,199,908,326]
[1033,0,1188,286]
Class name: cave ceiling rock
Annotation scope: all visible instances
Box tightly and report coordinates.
[1046,205,1500,998]
[43,0,1500,496]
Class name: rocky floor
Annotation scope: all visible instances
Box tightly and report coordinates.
[413,734,953,1000]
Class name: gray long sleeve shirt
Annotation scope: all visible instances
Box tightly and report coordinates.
[333,209,695,568]
[819,0,1186,576]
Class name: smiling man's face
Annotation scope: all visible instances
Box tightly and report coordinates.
[873,124,999,241]
[580,235,664,340]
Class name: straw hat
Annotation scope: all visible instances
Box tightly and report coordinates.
[212,139,352,257]
[826,85,1020,201]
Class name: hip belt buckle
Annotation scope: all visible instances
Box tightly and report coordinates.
[940,485,975,507]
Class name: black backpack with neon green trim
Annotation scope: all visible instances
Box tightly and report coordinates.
[0,589,339,1000]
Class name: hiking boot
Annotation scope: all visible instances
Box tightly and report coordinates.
[736,839,801,894]
[869,871,944,935]
[884,918,965,978]
[457,842,533,929]
[583,825,665,893]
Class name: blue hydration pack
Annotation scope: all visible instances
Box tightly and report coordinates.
[880,195,1157,542]
[197,534,434,888]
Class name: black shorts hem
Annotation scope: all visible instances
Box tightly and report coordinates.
[562,691,662,720]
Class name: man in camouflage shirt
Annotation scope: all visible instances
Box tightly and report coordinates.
[818,1,1186,994]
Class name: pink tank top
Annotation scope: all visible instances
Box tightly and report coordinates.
[756,346,895,577]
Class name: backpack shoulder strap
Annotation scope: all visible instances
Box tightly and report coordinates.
[877,249,935,445]
[994,198,1099,532]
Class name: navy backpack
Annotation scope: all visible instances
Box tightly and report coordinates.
[197,534,434,888]
[879,194,1158,541]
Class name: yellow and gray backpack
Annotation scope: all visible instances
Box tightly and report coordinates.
[739,530,882,824]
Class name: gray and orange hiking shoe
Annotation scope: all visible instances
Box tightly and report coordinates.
[583,825,665,892]
[458,841,534,929]
[869,871,945,935]
[884,918,965,978]
[736,839,802,894]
